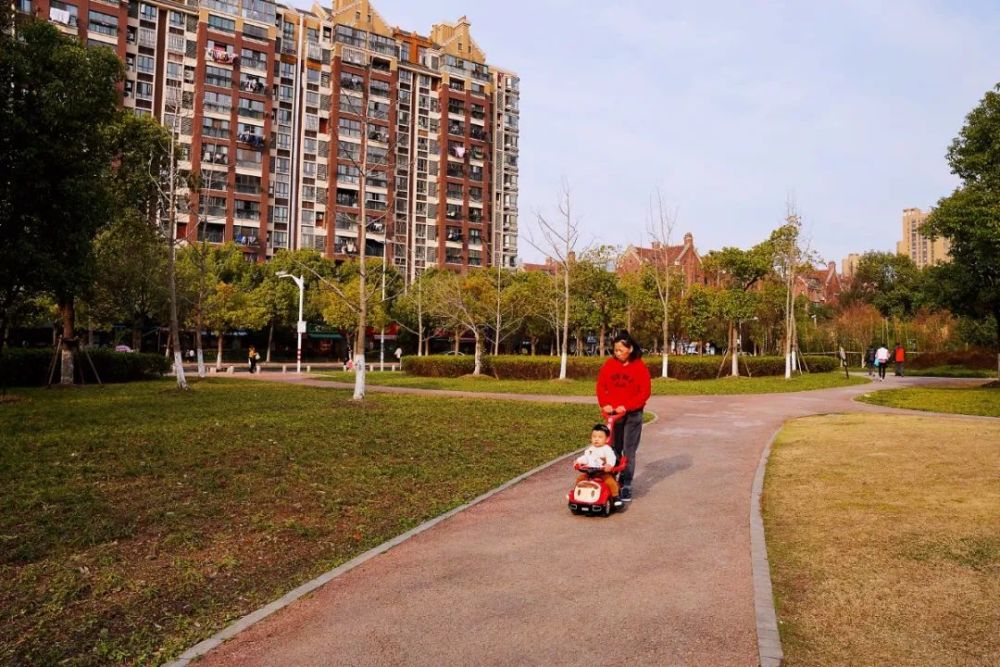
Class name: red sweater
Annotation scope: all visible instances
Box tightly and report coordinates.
[596,357,651,412]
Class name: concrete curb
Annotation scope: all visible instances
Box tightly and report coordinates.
[750,428,784,667]
[164,444,591,666]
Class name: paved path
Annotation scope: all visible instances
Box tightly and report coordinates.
[186,375,990,667]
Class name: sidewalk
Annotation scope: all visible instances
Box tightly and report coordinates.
[180,376,988,667]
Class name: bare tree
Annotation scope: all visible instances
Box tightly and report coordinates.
[647,189,677,378]
[527,181,580,379]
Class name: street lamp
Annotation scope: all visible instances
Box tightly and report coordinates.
[276,271,305,373]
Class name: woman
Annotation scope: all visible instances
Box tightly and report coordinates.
[596,331,651,502]
[248,345,260,374]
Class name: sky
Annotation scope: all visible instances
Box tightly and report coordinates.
[293,0,1000,266]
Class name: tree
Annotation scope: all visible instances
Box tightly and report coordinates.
[845,251,924,319]
[570,247,624,358]
[316,259,395,359]
[923,84,1000,375]
[254,249,334,362]
[529,182,580,379]
[647,191,677,377]
[177,242,248,370]
[514,269,562,355]
[1,16,123,381]
[424,269,495,375]
[88,216,168,351]
[702,243,772,376]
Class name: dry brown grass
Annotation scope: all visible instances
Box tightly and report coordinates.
[764,414,1000,667]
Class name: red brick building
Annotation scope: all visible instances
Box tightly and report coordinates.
[616,232,705,289]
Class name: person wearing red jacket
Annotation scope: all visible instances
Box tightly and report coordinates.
[596,331,651,502]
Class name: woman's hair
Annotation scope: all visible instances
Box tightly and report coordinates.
[611,331,642,361]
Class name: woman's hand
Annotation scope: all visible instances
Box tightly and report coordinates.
[602,404,614,414]
[614,405,626,414]
[602,464,613,472]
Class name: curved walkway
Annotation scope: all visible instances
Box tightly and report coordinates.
[182,375,990,667]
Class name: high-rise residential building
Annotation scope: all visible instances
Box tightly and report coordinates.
[15,0,519,282]
[896,207,949,269]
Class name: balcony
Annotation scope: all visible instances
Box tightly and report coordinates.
[241,78,267,94]
[207,48,240,66]
[237,132,265,150]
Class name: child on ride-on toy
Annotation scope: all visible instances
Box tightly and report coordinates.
[574,423,620,501]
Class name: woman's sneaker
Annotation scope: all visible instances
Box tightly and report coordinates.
[620,487,633,502]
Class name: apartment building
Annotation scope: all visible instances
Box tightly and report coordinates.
[16,0,519,281]
[896,207,949,269]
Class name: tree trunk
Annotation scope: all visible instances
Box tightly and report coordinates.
[473,330,482,375]
[132,315,142,352]
[266,321,274,363]
[530,336,537,356]
[730,322,739,377]
[598,324,606,360]
[453,330,460,354]
[216,332,224,370]
[195,308,206,377]
[59,297,74,385]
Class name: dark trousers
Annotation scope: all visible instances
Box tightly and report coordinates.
[878,363,887,379]
[895,361,904,376]
[612,410,644,489]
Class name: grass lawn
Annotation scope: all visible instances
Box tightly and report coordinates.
[907,366,996,378]
[314,370,867,395]
[0,379,595,666]
[856,384,1000,418]
[764,414,1000,666]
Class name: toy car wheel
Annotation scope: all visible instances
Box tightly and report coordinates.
[602,500,612,516]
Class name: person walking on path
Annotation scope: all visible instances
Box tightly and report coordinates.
[893,342,906,376]
[596,331,651,502]
[875,344,890,381]
[865,345,876,377]
[248,345,260,374]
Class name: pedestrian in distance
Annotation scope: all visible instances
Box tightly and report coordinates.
[893,342,906,377]
[875,344,890,381]
[595,331,651,502]
[865,345,876,377]
[248,345,260,374]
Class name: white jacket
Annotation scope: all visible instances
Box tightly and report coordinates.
[575,444,617,468]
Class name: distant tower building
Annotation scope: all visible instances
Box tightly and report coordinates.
[841,252,860,278]
[896,207,950,269]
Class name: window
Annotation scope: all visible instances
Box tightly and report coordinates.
[448,78,464,91]
[273,180,289,197]
[366,171,387,188]
[241,0,275,24]
[339,91,361,115]
[136,54,155,74]
[369,33,397,57]
[340,72,364,92]
[138,2,156,20]
[203,91,231,113]
[49,1,79,27]
[135,82,154,100]
[167,33,185,53]
[241,47,267,70]
[202,0,236,14]
[238,97,265,119]
[336,164,359,185]
[88,11,118,36]
[369,79,390,98]
[236,148,262,168]
[201,117,230,138]
[336,188,358,207]
[235,174,261,194]
[169,10,184,26]
[338,118,360,138]
[338,141,360,161]
[368,100,389,120]
[234,199,261,220]
[335,24,366,48]
[205,65,232,89]
[207,14,235,32]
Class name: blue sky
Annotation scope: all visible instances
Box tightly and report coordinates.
[298,0,1000,266]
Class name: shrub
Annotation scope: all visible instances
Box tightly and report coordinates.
[0,348,169,387]
[401,355,478,377]
[401,354,838,380]
[908,349,997,370]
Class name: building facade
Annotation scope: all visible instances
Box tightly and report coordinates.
[617,232,705,289]
[896,207,949,269]
[16,0,519,281]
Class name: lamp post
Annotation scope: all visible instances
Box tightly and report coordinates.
[276,271,305,373]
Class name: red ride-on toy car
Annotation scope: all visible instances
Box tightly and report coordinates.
[566,414,628,517]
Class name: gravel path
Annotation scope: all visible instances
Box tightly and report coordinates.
[177,374,989,667]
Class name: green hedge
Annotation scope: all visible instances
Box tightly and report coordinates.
[402,354,838,380]
[0,348,170,387]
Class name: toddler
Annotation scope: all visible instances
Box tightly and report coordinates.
[574,424,620,499]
